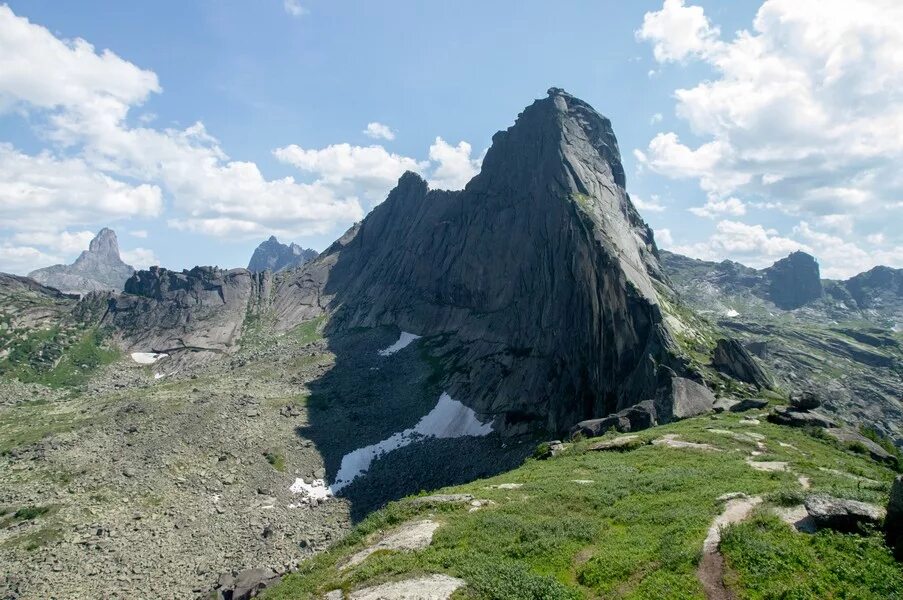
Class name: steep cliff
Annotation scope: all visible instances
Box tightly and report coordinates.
[274,88,700,434]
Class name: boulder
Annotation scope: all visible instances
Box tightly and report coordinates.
[588,435,644,452]
[767,405,837,428]
[665,377,715,420]
[824,428,896,465]
[729,397,769,412]
[713,397,740,413]
[570,400,657,439]
[804,494,885,532]
[712,338,773,388]
[789,390,822,411]
[216,568,278,600]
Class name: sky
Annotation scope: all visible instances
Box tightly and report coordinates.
[0,0,901,279]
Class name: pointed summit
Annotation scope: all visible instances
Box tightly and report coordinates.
[275,88,703,435]
[87,227,121,259]
[247,236,317,273]
[28,228,135,295]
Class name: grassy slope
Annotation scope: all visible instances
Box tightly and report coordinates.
[264,410,901,600]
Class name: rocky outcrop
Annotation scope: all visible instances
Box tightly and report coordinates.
[804,494,885,532]
[767,405,837,428]
[824,428,896,465]
[273,88,699,435]
[28,228,136,295]
[103,266,269,354]
[712,338,772,388]
[247,236,317,273]
[763,251,823,309]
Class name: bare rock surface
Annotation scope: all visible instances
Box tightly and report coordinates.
[348,574,466,600]
[343,520,441,569]
[28,228,135,295]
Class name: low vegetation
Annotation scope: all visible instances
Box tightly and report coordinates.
[264,409,900,599]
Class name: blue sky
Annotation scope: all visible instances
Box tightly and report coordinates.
[1,0,901,278]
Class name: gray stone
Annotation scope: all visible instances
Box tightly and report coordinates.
[789,390,822,411]
[666,377,715,420]
[713,398,739,413]
[410,494,474,505]
[729,397,769,412]
[570,400,658,439]
[712,338,773,388]
[824,428,895,464]
[588,435,643,452]
[804,494,885,532]
[768,406,837,428]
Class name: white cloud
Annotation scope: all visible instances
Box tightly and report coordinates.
[283,0,307,17]
[650,113,663,124]
[632,194,666,213]
[688,196,746,218]
[11,229,95,255]
[637,0,903,274]
[363,122,395,141]
[656,228,674,246]
[0,245,63,274]
[0,143,162,231]
[120,247,159,269]
[427,137,481,190]
[129,229,148,238]
[0,5,363,245]
[672,220,808,268]
[793,221,903,279]
[636,0,721,63]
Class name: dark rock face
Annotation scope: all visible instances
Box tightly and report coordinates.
[274,88,697,435]
[712,338,772,388]
[840,266,903,310]
[789,389,822,410]
[247,236,317,273]
[28,228,136,294]
[804,493,885,532]
[104,266,271,353]
[763,251,823,309]
[767,405,837,429]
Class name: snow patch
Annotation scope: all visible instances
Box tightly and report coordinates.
[331,392,493,493]
[725,309,740,318]
[154,372,166,380]
[131,352,168,365]
[378,331,421,356]
[289,477,333,501]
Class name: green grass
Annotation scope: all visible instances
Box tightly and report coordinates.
[264,450,286,472]
[721,514,903,599]
[291,316,327,345]
[0,327,119,387]
[263,410,900,600]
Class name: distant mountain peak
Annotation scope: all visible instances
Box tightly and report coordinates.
[247,236,317,273]
[27,228,134,294]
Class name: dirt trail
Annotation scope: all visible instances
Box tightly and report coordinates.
[698,496,762,600]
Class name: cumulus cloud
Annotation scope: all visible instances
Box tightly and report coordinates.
[0,245,63,274]
[688,197,746,218]
[632,194,666,213]
[671,220,808,268]
[636,0,721,63]
[637,0,903,273]
[363,122,395,141]
[120,247,160,269]
[427,137,482,190]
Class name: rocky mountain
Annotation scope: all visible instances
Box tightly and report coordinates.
[2,89,902,600]
[661,249,903,443]
[27,228,135,295]
[247,236,317,273]
[270,88,713,435]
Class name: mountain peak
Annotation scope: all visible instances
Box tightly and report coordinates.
[87,227,121,259]
[247,237,317,273]
[28,227,134,294]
